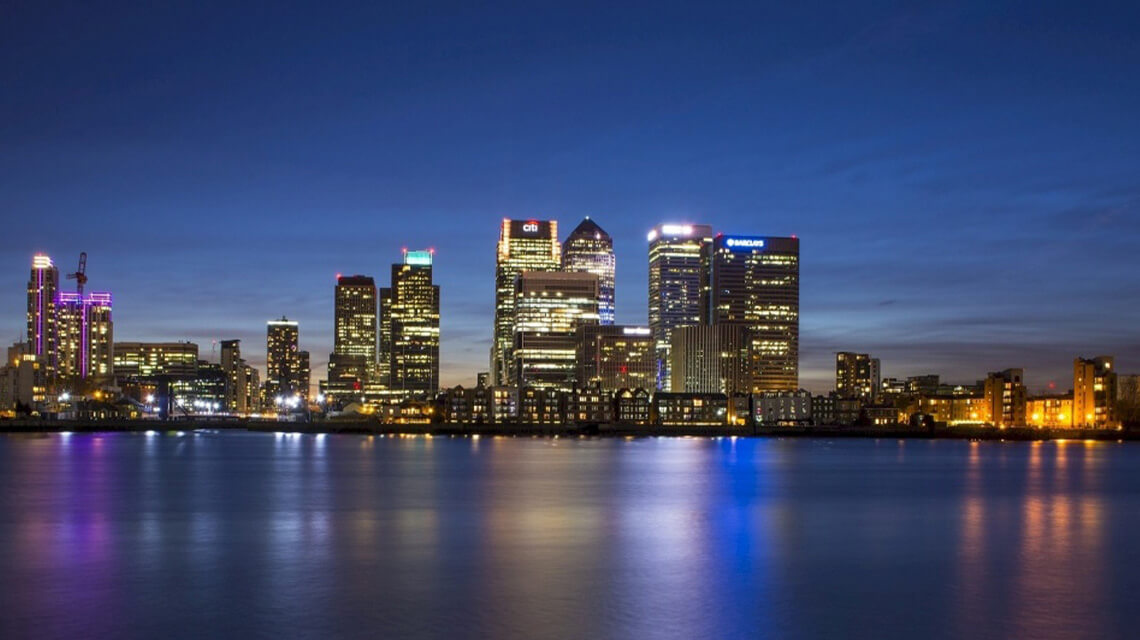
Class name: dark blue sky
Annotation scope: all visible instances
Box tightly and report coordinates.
[2,1,1138,392]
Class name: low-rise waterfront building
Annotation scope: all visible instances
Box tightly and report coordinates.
[753,390,812,426]
[614,388,651,425]
[1027,394,1073,428]
[652,392,728,426]
[519,386,566,425]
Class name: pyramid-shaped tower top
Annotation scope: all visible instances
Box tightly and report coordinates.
[567,216,610,240]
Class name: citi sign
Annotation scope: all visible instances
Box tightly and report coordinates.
[522,222,540,233]
[724,237,765,249]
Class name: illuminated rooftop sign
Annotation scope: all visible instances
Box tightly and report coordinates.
[404,250,433,266]
[724,237,765,250]
[648,224,696,241]
[622,327,651,336]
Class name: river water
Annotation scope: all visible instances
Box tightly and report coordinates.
[1,431,1137,639]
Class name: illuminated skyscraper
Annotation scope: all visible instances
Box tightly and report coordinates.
[327,275,377,394]
[647,223,712,390]
[563,217,616,325]
[493,219,561,385]
[380,250,440,396]
[55,291,113,380]
[513,271,599,391]
[266,317,304,401]
[705,235,799,391]
[26,254,59,370]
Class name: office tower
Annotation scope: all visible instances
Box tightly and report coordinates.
[983,368,1027,427]
[563,217,616,325]
[266,317,303,401]
[54,291,113,380]
[113,342,200,379]
[669,324,750,394]
[1074,356,1118,428]
[493,219,561,385]
[26,254,59,370]
[577,325,655,391]
[647,223,713,390]
[513,271,599,391]
[328,275,377,393]
[380,250,440,396]
[706,235,800,392]
[835,352,880,402]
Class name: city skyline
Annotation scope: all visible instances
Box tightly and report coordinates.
[8,218,1135,398]
[3,3,1138,393]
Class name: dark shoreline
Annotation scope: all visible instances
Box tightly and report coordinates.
[0,419,1135,441]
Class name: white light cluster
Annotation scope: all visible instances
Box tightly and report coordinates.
[725,237,765,249]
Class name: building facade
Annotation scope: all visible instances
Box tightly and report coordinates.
[512,271,599,391]
[705,235,799,392]
[380,250,440,397]
[835,352,880,402]
[669,324,750,394]
[1073,356,1118,428]
[328,274,377,394]
[26,254,59,373]
[983,368,1027,427]
[648,223,713,391]
[54,291,113,381]
[576,325,655,391]
[493,219,561,385]
[220,339,259,413]
[113,342,199,379]
[1027,394,1073,428]
[563,217,616,325]
[266,317,305,401]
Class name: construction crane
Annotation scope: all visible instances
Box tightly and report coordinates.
[67,252,88,295]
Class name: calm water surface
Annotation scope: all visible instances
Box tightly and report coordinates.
[1,432,1138,639]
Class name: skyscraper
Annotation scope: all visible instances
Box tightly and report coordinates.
[266,317,303,401]
[512,271,599,391]
[563,217,616,325]
[706,235,799,392]
[647,223,712,390]
[54,291,113,380]
[380,250,440,396]
[26,254,59,370]
[493,219,561,385]
[327,274,377,394]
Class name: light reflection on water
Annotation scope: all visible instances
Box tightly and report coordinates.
[1,433,1138,639]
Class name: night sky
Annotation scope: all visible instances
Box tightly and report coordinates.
[2,1,1138,392]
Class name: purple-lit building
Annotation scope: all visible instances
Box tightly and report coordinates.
[25,254,59,372]
[55,291,114,380]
